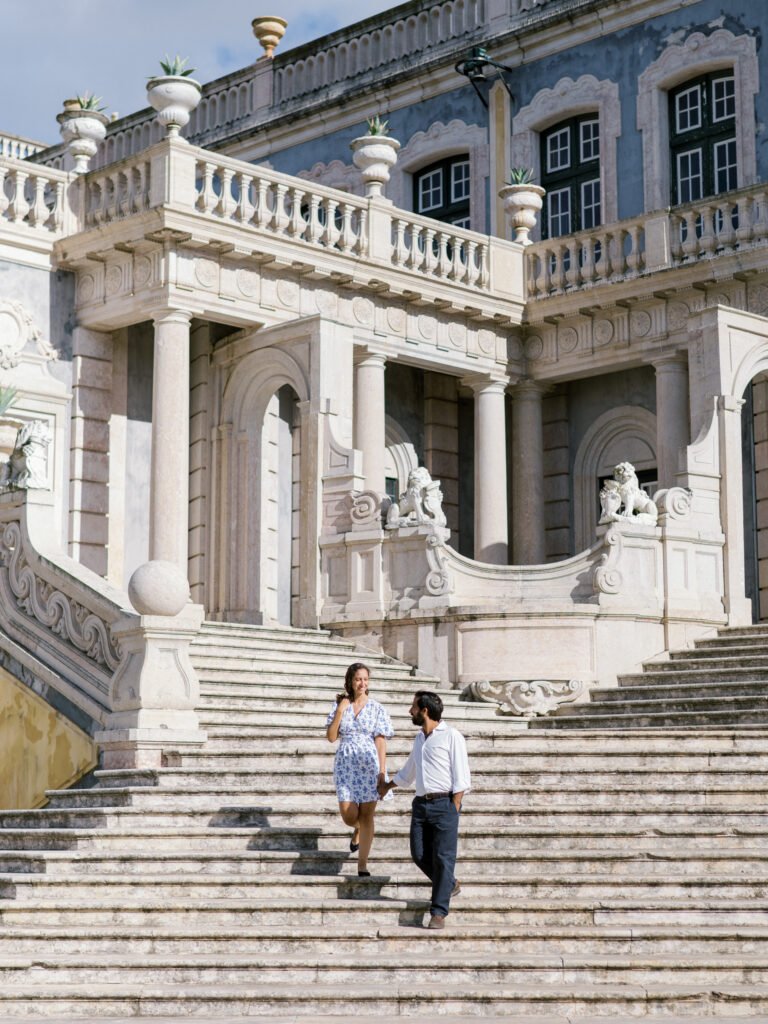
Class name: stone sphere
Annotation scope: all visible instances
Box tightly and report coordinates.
[128,560,190,617]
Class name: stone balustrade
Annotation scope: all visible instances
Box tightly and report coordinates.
[0,156,71,238]
[0,134,45,161]
[527,183,768,299]
[82,155,153,227]
[391,211,489,286]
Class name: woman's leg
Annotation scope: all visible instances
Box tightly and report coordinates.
[357,800,377,870]
[339,801,360,835]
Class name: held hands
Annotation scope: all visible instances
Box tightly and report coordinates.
[377,773,393,798]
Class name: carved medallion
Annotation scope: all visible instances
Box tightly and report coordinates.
[78,275,95,304]
[387,306,406,333]
[195,259,218,289]
[667,301,689,332]
[0,302,46,370]
[418,315,436,340]
[315,289,337,316]
[558,326,578,354]
[630,310,652,338]
[276,279,299,308]
[133,255,152,289]
[236,268,258,298]
[352,296,374,325]
[593,319,614,346]
[478,329,496,356]
[525,335,544,361]
[448,322,466,349]
[508,336,523,361]
[749,285,768,316]
[105,264,123,296]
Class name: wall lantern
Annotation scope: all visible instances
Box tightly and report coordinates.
[454,46,515,108]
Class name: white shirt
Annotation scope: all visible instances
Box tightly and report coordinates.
[392,721,471,796]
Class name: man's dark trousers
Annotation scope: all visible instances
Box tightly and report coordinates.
[410,795,459,917]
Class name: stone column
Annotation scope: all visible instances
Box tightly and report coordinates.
[465,376,508,564]
[719,394,752,624]
[511,380,547,565]
[653,354,690,488]
[150,309,192,573]
[354,351,387,495]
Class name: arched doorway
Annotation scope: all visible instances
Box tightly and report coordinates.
[261,384,300,626]
[742,372,768,622]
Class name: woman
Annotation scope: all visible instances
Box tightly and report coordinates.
[326,662,394,876]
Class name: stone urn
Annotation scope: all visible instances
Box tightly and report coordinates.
[146,76,202,138]
[252,16,288,58]
[56,101,109,173]
[499,183,546,246]
[350,135,401,198]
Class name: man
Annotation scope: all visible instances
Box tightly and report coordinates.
[378,690,471,930]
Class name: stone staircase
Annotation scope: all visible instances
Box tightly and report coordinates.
[0,622,768,1020]
[536,623,768,730]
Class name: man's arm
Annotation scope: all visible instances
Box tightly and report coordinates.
[450,730,471,806]
[378,744,418,796]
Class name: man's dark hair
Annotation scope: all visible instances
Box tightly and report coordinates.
[414,690,443,721]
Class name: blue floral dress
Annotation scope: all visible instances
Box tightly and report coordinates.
[326,698,395,803]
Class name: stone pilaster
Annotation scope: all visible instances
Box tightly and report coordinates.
[189,322,213,605]
[464,375,508,564]
[653,354,690,489]
[354,351,387,496]
[511,380,548,565]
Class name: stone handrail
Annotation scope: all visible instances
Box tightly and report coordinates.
[0,156,72,239]
[527,182,768,298]
[0,134,45,161]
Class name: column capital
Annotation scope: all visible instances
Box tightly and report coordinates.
[460,372,510,396]
[151,308,193,328]
[510,378,550,400]
[648,351,688,372]
[353,348,387,369]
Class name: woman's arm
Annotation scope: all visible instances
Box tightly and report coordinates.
[374,734,387,776]
[326,698,349,742]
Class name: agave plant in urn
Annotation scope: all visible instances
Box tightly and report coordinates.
[146,55,202,138]
[57,93,109,173]
[350,116,401,199]
[498,167,546,246]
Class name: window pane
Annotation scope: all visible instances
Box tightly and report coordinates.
[548,187,572,237]
[580,119,600,162]
[546,127,570,172]
[451,215,471,229]
[451,160,470,202]
[418,169,442,212]
[677,148,703,203]
[675,85,702,133]
[712,76,736,122]
[581,178,601,229]
[714,137,737,193]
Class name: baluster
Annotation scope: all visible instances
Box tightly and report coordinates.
[214,167,235,219]
[595,231,611,280]
[0,167,8,218]
[625,224,642,275]
[681,210,698,259]
[407,225,422,271]
[28,175,47,227]
[424,227,437,275]
[535,248,551,295]
[669,213,684,262]
[437,231,450,277]
[110,174,121,222]
[339,202,354,252]
[357,207,368,256]
[526,250,539,297]
[612,228,628,279]
[48,181,64,231]
[466,240,478,286]
[233,172,252,223]
[288,187,305,238]
[253,178,269,228]
[580,236,596,284]
[478,243,489,289]
[551,244,567,293]
[717,200,736,250]
[196,161,216,213]
[736,194,754,246]
[565,240,580,288]
[698,204,716,256]
[450,233,464,281]
[324,198,339,248]
[391,219,405,267]
[307,194,322,243]
[9,169,29,223]
[273,183,289,234]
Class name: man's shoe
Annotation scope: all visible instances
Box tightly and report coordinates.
[451,880,461,897]
[427,915,446,930]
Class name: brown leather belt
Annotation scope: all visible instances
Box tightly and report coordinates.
[423,791,452,801]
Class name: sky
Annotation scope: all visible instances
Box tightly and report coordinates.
[1,0,398,145]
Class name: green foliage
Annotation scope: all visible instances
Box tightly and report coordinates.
[507,167,535,186]
[74,93,105,112]
[157,55,196,78]
[365,115,390,137]
[0,387,18,417]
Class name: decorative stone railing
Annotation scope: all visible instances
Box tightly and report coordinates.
[0,134,45,161]
[0,156,72,239]
[77,140,521,305]
[0,489,206,769]
[527,183,768,298]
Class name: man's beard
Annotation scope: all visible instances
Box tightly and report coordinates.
[411,709,425,726]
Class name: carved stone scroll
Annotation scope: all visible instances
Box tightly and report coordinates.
[461,677,585,718]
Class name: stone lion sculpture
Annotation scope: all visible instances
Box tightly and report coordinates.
[386,466,447,529]
[599,461,658,525]
[0,419,51,490]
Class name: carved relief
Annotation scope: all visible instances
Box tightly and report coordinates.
[105,264,123,296]
[425,530,453,596]
[667,301,689,333]
[352,296,374,326]
[593,319,614,346]
[558,326,578,354]
[0,520,122,673]
[0,420,51,490]
[418,315,436,340]
[525,335,544,361]
[236,268,259,298]
[386,467,447,529]
[630,310,652,338]
[77,275,95,304]
[461,677,584,718]
[349,490,383,526]
[194,258,218,289]
[133,255,152,289]
[593,524,623,595]
[0,302,56,369]
[387,306,406,333]
[448,322,466,349]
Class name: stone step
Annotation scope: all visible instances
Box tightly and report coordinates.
[3,951,768,987]
[196,698,502,723]
[192,653,429,678]
[0,824,763,854]
[42,782,768,812]
[695,635,768,651]
[3,871,768,903]
[3,922,766,958]
[0,980,763,1018]
[619,667,768,686]
[1,1016,761,1024]
[666,650,768,667]
[590,680,768,703]
[2,846,766,877]
[197,681,456,702]
[715,625,768,640]
[536,705,768,731]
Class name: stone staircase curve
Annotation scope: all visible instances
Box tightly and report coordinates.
[534,622,768,731]
[1,621,768,1019]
